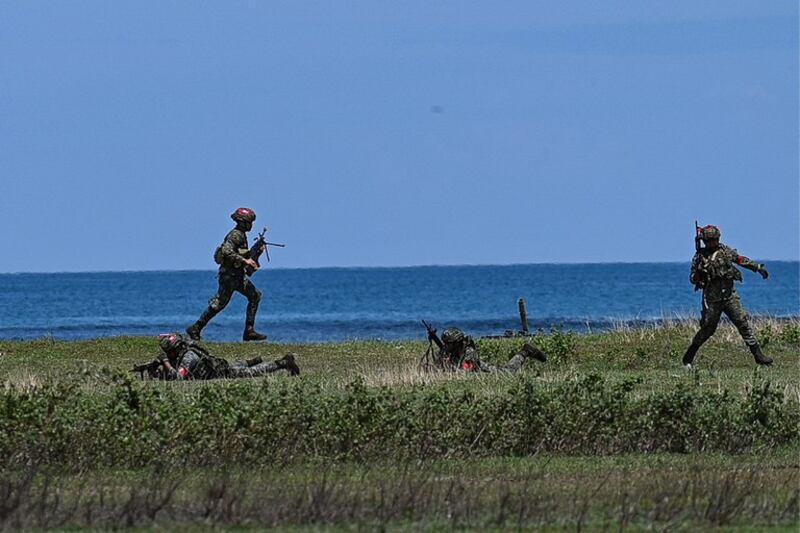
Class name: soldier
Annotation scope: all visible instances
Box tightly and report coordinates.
[187,207,268,342]
[426,325,547,372]
[142,332,300,380]
[683,225,772,368]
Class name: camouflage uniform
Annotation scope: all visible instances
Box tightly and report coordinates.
[210,228,262,325]
[165,346,297,380]
[684,236,772,366]
[432,328,546,373]
[188,208,266,341]
[156,334,299,380]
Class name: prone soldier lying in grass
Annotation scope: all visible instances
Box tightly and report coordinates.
[422,323,547,372]
[133,333,300,380]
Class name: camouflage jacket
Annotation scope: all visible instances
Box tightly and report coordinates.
[436,337,489,372]
[217,229,250,276]
[690,244,762,302]
[161,346,231,380]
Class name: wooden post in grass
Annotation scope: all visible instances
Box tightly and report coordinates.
[518,298,530,334]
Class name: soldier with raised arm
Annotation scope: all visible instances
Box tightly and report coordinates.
[683,224,772,368]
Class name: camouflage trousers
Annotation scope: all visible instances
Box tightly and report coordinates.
[196,357,281,380]
[444,353,526,373]
[474,353,526,373]
[205,272,262,327]
[224,359,281,379]
[691,294,757,348]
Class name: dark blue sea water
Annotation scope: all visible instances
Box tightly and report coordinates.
[0,263,797,342]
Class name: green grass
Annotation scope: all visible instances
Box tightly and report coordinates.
[0,319,798,530]
[1,318,797,394]
[3,451,798,530]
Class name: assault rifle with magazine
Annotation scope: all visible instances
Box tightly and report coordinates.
[131,359,164,380]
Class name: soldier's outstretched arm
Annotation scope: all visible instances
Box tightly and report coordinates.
[730,248,769,278]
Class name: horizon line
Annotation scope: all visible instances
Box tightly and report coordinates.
[1,258,798,275]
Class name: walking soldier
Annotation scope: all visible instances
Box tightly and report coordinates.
[683,224,772,368]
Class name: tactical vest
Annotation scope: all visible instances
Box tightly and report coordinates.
[193,355,232,380]
[186,341,232,379]
[703,250,743,283]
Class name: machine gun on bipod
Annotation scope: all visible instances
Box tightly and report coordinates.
[419,320,445,371]
[246,226,286,276]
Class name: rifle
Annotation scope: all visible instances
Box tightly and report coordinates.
[132,359,163,380]
[695,220,702,253]
[246,227,286,276]
[693,220,707,291]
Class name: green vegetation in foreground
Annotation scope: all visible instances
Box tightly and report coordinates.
[2,451,798,530]
[0,320,798,530]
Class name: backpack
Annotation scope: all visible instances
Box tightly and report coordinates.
[213,244,225,265]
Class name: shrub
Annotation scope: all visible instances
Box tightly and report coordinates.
[0,373,796,470]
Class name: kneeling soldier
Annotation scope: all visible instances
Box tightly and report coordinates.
[683,225,772,368]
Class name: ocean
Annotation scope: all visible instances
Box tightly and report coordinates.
[0,262,797,342]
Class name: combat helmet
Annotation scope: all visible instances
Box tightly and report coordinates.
[159,332,185,354]
[701,225,721,241]
[441,327,466,345]
[231,207,257,223]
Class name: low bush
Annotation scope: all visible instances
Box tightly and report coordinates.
[0,373,796,470]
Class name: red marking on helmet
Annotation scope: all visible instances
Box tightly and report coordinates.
[178,367,189,378]
[237,208,252,215]
[461,361,475,371]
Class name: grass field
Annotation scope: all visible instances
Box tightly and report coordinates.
[0,319,798,530]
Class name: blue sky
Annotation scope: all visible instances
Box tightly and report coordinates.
[1,1,797,272]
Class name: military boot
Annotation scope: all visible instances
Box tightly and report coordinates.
[243,327,268,342]
[275,353,300,376]
[749,344,773,366]
[682,343,700,368]
[186,323,202,341]
[520,343,547,363]
[187,308,216,340]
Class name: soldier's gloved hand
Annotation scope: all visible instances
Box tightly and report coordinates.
[244,258,259,271]
[758,266,769,280]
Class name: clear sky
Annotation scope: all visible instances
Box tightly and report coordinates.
[1,1,797,272]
